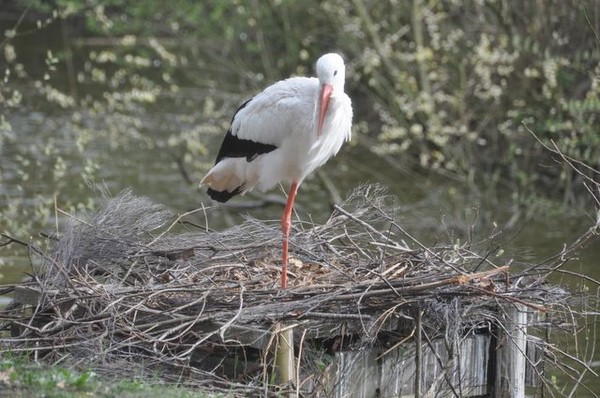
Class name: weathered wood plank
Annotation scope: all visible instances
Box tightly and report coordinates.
[494,303,528,398]
[327,334,492,397]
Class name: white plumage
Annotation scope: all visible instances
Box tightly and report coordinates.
[202,53,352,196]
[201,53,353,288]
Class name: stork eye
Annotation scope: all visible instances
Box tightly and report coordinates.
[333,70,338,76]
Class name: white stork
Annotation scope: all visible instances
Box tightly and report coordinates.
[201,53,353,288]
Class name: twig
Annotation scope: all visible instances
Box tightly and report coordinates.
[0,233,30,247]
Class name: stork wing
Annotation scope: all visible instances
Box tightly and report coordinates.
[230,76,318,146]
[213,98,277,164]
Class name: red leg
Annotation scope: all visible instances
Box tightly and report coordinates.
[280,181,298,289]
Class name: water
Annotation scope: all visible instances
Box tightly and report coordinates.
[1,14,599,394]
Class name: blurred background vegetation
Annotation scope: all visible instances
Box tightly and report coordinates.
[2,2,600,393]
[1,0,599,237]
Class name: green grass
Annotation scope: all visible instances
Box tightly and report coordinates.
[0,355,219,398]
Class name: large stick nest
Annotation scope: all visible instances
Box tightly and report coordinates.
[0,185,577,395]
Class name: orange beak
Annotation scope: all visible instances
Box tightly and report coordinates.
[317,83,333,137]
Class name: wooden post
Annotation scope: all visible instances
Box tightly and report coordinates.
[415,309,422,398]
[275,323,296,395]
[493,304,527,398]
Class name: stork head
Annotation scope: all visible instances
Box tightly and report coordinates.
[315,53,346,137]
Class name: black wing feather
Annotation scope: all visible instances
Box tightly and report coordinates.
[214,130,278,163]
[207,98,278,203]
[207,186,244,203]
[214,98,278,164]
